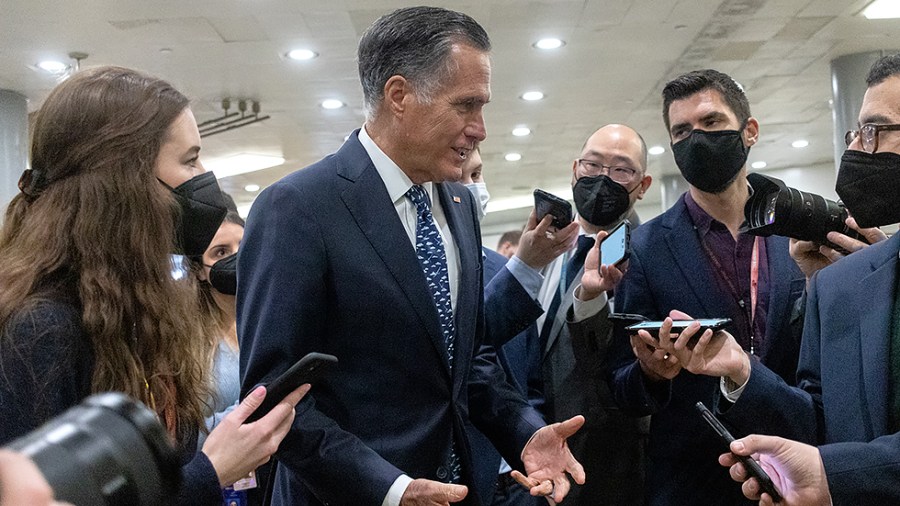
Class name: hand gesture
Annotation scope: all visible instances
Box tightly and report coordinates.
[202,383,309,487]
[516,211,579,270]
[719,435,830,506]
[578,231,626,301]
[511,416,586,504]
[399,478,468,506]
[655,310,749,384]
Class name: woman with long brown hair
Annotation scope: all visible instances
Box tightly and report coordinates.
[0,66,306,504]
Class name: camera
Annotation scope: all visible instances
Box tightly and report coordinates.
[7,392,180,505]
[743,172,866,247]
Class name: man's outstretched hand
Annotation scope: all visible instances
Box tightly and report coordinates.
[511,415,586,504]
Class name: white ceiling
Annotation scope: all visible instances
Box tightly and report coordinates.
[2,0,898,231]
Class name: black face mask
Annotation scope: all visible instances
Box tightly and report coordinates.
[835,150,900,228]
[206,253,238,295]
[573,175,633,227]
[672,129,749,194]
[161,172,228,256]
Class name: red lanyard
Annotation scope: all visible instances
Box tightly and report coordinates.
[698,234,762,354]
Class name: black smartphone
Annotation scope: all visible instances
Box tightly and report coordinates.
[625,318,732,340]
[534,189,573,229]
[244,352,338,423]
[695,402,783,503]
[601,220,631,267]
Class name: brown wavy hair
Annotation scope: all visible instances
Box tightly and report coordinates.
[0,66,209,437]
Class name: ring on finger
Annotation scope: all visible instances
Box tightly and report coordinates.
[663,352,670,360]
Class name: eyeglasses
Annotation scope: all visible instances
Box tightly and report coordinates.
[844,123,900,153]
[576,159,637,183]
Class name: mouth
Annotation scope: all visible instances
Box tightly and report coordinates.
[455,147,470,161]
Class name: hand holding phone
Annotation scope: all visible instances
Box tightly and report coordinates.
[533,189,573,229]
[696,402,782,503]
[626,318,731,340]
[244,352,338,423]
[600,220,631,267]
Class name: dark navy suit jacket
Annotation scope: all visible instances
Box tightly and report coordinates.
[721,232,900,505]
[237,132,544,506]
[608,193,805,505]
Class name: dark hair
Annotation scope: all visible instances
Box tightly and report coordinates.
[497,230,522,249]
[867,53,900,86]
[662,69,751,131]
[357,6,491,118]
[0,66,209,437]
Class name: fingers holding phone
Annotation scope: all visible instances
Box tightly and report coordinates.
[518,208,578,270]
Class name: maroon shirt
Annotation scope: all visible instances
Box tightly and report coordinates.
[684,192,770,355]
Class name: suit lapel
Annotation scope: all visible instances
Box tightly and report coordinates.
[858,238,899,436]
[337,136,451,377]
[761,235,803,359]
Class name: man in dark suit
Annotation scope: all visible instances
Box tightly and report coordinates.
[666,54,900,506]
[538,124,654,505]
[237,7,584,506]
[608,69,806,505]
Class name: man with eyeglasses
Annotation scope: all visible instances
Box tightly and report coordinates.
[658,52,900,506]
[535,123,652,505]
[606,69,807,505]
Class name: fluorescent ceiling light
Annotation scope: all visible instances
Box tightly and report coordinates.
[205,153,285,179]
[505,153,522,162]
[648,146,665,155]
[751,161,767,169]
[287,49,318,60]
[863,0,900,19]
[792,140,809,148]
[521,91,544,101]
[244,184,260,192]
[512,127,531,137]
[534,38,565,50]
[321,99,344,109]
[37,60,67,73]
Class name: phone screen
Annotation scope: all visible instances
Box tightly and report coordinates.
[601,221,629,266]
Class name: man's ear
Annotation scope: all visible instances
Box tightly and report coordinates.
[383,75,411,118]
[636,174,653,200]
[743,117,760,147]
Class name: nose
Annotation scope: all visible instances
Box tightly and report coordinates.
[467,111,487,142]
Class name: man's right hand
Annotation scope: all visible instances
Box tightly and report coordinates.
[790,216,887,280]
[631,329,682,382]
[515,211,579,270]
[400,479,468,506]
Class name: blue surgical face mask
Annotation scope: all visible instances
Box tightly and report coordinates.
[465,182,491,222]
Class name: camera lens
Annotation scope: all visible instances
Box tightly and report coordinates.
[744,173,865,247]
[8,393,180,505]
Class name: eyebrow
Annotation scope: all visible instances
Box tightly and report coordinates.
[580,150,637,165]
[183,145,201,157]
[860,113,893,126]
[670,111,730,134]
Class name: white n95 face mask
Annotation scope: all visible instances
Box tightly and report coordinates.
[465,182,490,222]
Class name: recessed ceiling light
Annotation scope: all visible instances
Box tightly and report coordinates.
[533,38,565,50]
[287,49,318,60]
[863,0,900,19]
[321,99,344,109]
[244,184,261,192]
[648,146,665,155]
[751,161,767,169]
[792,140,809,148]
[37,60,67,73]
[521,91,544,101]
[512,127,531,137]
[205,153,285,179]
[505,153,522,162]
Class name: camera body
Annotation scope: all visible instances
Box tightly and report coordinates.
[7,393,180,505]
[743,173,865,248]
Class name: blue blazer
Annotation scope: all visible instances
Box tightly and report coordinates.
[237,132,544,506]
[721,232,900,505]
[608,194,805,505]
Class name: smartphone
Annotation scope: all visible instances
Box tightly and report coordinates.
[625,318,732,340]
[244,352,338,423]
[601,220,631,267]
[695,402,783,503]
[534,189,573,229]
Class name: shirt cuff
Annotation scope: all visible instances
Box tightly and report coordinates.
[382,474,413,506]
[570,284,608,322]
[720,375,749,403]
[506,256,543,299]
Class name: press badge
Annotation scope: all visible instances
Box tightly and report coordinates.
[222,486,247,506]
[232,470,258,491]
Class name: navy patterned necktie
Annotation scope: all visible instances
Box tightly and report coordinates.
[406,184,461,483]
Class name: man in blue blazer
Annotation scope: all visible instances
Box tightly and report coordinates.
[608,69,805,505]
[237,7,584,506]
[666,54,900,506]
